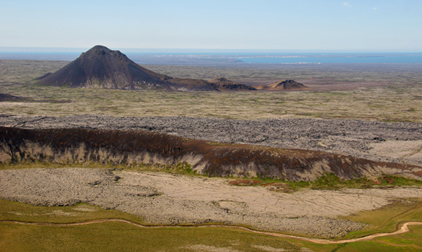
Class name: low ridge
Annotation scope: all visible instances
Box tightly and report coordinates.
[256,79,309,90]
[208,77,256,91]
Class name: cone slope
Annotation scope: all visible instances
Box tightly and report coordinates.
[37,45,168,89]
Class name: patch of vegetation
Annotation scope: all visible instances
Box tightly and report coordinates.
[305,173,422,190]
[225,173,422,192]
[339,198,422,241]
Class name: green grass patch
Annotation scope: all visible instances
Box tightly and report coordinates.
[0,222,311,252]
[230,173,422,192]
[339,199,422,240]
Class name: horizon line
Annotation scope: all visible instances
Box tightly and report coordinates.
[0,47,421,54]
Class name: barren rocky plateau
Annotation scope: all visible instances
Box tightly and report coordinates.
[1,114,421,166]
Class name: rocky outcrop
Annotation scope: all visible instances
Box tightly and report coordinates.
[1,127,421,181]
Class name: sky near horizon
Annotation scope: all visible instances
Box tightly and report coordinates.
[1,0,421,52]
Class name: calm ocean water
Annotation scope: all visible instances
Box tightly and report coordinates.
[0,51,421,64]
[236,53,422,64]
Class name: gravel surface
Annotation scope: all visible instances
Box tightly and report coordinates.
[1,114,421,165]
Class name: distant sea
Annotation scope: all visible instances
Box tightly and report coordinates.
[235,53,422,64]
[0,51,421,64]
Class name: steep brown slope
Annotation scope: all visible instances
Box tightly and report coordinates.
[256,79,309,90]
[1,127,421,182]
[208,77,257,91]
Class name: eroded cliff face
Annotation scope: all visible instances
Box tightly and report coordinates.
[1,127,421,181]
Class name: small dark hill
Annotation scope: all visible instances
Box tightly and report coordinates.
[256,80,309,90]
[209,77,256,91]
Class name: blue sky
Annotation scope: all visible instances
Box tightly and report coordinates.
[1,0,421,51]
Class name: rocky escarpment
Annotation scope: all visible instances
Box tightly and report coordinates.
[2,115,421,165]
[1,127,421,181]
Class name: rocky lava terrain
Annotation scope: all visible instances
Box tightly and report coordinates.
[1,116,422,181]
[2,115,421,166]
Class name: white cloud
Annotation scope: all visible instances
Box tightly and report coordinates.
[372,7,377,11]
[343,2,351,7]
